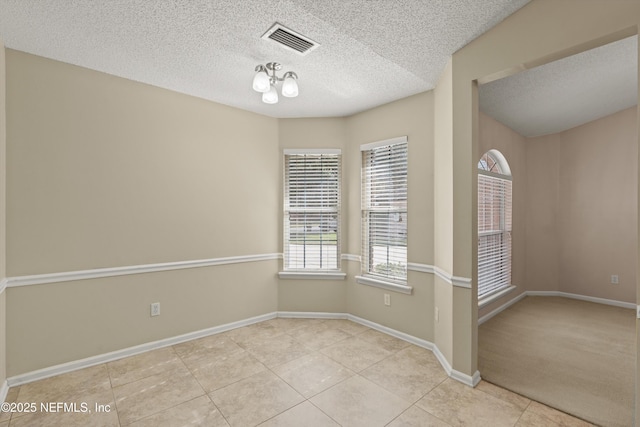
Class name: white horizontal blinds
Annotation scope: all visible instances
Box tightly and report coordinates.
[284,152,341,270]
[361,139,408,281]
[478,172,512,298]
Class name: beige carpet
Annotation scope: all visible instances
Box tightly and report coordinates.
[479,296,635,427]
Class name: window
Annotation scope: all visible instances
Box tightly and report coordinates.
[478,149,512,300]
[361,137,408,283]
[283,149,341,271]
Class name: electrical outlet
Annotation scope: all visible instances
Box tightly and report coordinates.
[637,306,640,319]
[435,307,439,322]
[611,275,619,285]
[150,302,160,317]
[384,294,391,306]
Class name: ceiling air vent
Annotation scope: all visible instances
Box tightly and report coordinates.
[261,23,319,56]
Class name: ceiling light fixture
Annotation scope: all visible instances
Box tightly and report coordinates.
[252,62,298,104]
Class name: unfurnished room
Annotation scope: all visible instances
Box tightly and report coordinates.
[0,1,637,427]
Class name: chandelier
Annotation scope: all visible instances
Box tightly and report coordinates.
[252,62,298,104]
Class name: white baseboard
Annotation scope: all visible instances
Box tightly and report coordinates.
[479,292,528,325]
[347,314,480,387]
[451,368,482,387]
[429,338,480,387]
[479,290,636,325]
[10,290,626,390]
[0,380,8,403]
[7,311,277,387]
[278,311,347,319]
[348,314,436,351]
[7,309,480,390]
[526,291,636,309]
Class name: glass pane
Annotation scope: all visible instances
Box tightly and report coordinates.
[286,212,338,270]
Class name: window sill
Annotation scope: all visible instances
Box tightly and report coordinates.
[355,275,413,295]
[479,285,516,308]
[279,271,346,280]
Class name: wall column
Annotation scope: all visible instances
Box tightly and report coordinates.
[0,39,8,396]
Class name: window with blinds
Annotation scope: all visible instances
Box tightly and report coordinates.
[478,150,512,299]
[284,149,341,271]
[361,137,408,282]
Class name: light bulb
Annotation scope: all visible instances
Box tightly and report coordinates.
[252,70,270,93]
[282,76,299,98]
[262,85,278,104]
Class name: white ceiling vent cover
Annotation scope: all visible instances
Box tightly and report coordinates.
[261,23,319,56]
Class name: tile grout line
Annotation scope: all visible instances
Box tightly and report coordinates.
[269,321,431,427]
[257,320,395,426]
[262,322,359,426]
[107,369,123,427]
[511,400,533,427]
[112,344,220,425]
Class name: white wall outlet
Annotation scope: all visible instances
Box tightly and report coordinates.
[150,302,160,317]
[384,293,391,306]
[435,307,439,322]
[611,275,619,284]
[637,306,640,319]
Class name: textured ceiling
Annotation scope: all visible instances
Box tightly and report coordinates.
[479,35,638,137]
[0,1,635,136]
[0,0,530,118]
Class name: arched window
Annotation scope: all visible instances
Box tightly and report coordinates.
[478,150,512,301]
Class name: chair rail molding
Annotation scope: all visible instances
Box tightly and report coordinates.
[6,253,282,288]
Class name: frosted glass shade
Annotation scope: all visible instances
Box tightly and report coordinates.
[262,85,278,104]
[282,76,299,97]
[252,71,270,93]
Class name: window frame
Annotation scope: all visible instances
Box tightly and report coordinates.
[280,148,344,278]
[357,136,409,293]
[477,149,514,305]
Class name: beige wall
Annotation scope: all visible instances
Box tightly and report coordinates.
[0,293,5,388]
[4,52,440,374]
[0,38,6,388]
[4,50,441,374]
[278,94,438,339]
[524,133,562,293]
[637,33,639,424]
[345,92,436,341]
[345,92,435,261]
[5,50,281,375]
[276,93,440,336]
[557,107,637,302]
[434,60,455,362]
[7,262,278,375]
[478,106,638,319]
[0,41,5,280]
[7,51,279,275]
[477,113,527,318]
[277,117,348,313]
[527,107,637,302]
[271,90,445,346]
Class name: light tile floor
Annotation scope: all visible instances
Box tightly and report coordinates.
[1,318,595,426]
